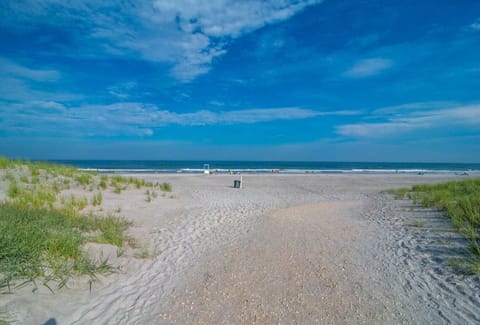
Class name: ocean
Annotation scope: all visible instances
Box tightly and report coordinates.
[48,160,480,175]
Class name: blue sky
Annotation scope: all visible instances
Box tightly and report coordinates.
[1,0,480,162]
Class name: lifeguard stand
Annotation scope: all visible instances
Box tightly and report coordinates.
[203,164,211,174]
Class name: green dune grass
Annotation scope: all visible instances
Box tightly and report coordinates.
[0,157,171,292]
[0,203,129,292]
[391,178,480,274]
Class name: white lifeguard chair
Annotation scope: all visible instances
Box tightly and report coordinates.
[203,164,211,174]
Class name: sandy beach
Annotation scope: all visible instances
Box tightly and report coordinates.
[1,173,479,324]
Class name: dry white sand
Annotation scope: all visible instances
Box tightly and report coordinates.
[1,174,479,324]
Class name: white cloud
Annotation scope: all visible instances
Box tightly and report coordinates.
[107,82,138,99]
[371,101,459,115]
[2,0,322,82]
[344,58,392,78]
[470,18,480,31]
[82,105,349,127]
[0,57,83,102]
[29,100,66,111]
[148,107,357,126]
[337,103,480,137]
[0,101,354,137]
[151,0,319,38]
[0,57,60,82]
[134,0,323,80]
[337,122,412,137]
[190,107,320,125]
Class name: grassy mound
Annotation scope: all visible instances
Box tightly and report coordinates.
[0,203,129,291]
[0,157,171,292]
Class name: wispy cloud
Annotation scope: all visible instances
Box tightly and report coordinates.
[344,58,392,78]
[0,101,356,137]
[470,18,480,31]
[107,82,138,99]
[337,103,480,137]
[0,57,60,82]
[2,1,322,82]
[371,101,459,115]
[169,107,353,125]
[0,57,80,102]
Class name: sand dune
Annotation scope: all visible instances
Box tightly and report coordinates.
[1,174,479,324]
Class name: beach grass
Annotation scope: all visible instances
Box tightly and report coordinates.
[391,178,480,273]
[0,312,9,325]
[92,191,103,206]
[159,182,172,192]
[413,220,425,228]
[0,203,128,292]
[0,157,170,292]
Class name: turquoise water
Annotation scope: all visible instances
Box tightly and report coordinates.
[48,160,480,175]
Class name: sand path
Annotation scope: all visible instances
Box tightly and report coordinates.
[165,200,393,324]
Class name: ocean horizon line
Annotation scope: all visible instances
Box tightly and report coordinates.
[36,159,480,175]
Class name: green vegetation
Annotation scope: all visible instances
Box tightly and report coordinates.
[27,164,40,177]
[82,213,130,246]
[0,158,126,291]
[8,182,56,209]
[113,182,124,194]
[413,220,425,228]
[99,175,108,190]
[0,156,174,291]
[0,203,128,292]
[110,176,125,194]
[3,172,15,183]
[92,192,103,206]
[391,178,480,273]
[159,182,172,192]
[75,174,94,187]
[0,311,10,325]
[135,246,155,259]
[110,175,125,184]
[60,195,88,215]
[129,177,145,189]
[0,157,17,169]
[145,189,159,202]
[109,175,156,193]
